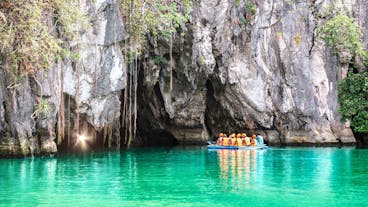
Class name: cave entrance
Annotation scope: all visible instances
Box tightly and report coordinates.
[120,62,178,147]
[352,131,368,148]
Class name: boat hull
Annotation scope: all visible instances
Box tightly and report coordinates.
[207,144,269,150]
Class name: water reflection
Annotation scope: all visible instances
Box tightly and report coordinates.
[1,148,368,206]
[216,149,266,191]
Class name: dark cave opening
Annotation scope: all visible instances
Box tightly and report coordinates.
[119,62,178,147]
[352,131,368,148]
[136,81,178,146]
[204,79,235,140]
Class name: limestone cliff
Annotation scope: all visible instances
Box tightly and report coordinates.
[0,0,125,157]
[136,0,365,146]
[1,0,366,157]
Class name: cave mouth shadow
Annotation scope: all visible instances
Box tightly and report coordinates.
[352,131,368,148]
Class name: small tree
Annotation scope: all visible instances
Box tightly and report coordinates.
[318,14,364,61]
[338,71,368,133]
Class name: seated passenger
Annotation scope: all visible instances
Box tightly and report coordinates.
[244,135,251,146]
[231,134,237,146]
[256,134,264,146]
[223,135,230,146]
[251,135,258,146]
[241,133,246,146]
[217,133,224,145]
[236,134,242,146]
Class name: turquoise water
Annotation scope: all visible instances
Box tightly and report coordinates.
[1,147,368,207]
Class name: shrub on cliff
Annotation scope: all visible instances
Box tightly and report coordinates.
[338,71,368,133]
[319,14,364,63]
[0,0,87,77]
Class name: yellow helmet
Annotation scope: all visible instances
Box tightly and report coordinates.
[219,133,224,137]
[241,133,246,137]
[236,134,241,138]
[252,135,256,138]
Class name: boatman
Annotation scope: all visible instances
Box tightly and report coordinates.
[256,134,264,146]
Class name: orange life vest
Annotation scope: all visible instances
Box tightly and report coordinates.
[217,138,223,145]
[244,137,251,146]
[231,138,237,146]
[236,138,242,146]
[223,138,229,146]
[251,139,257,146]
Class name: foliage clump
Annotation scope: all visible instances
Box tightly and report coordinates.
[120,0,191,146]
[318,14,364,58]
[0,0,86,76]
[319,7,368,133]
[338,71,368,133]
[120,0,191,52]
[245,2,257,16]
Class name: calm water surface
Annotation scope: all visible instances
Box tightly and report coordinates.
[0,147,368,206]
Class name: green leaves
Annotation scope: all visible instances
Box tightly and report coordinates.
[318,14,363,57]
[120,0,191,52]
[245,2,257,16]
[53,0,89,41]
[0,0,86,76]
[338,71,368,133]
[320,9,368,133]
[32,98,53,118]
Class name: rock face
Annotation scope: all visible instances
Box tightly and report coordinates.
[0,0,365,157]
[62,0,125,148]
[137,0,362,146]
[0,0,125,157]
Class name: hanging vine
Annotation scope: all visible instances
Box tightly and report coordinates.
[0,0,87,146]
[120,0,191,147]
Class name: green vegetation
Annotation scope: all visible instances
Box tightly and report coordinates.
[318,14,364,58]
[338,71,368,133]
[53,0,88,41]
[32,98,52,118]
[235,0,241,7]
[0,0,86,76]
[120,0,191,147]
[153,55,166,64]
[0,0,87,146]
[318,7,368,134]
[245,2,257,16]
[120,0,190,53]
[0,1,60,75]
[239,17,248,25]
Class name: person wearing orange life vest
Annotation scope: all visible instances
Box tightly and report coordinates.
[231,134,237,146]
[217,133,224,145]
[236,134,242,146]
[251,134,258,146]
[244,134,251,146]
[241,133,246,146]
[223,134,230,146]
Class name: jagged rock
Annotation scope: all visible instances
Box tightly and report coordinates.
[137,0,359,146]
[61,0,125,145]
[0,0,125,157]
[1,0,366,157]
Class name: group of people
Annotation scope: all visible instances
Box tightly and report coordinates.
[216,133,264,147]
